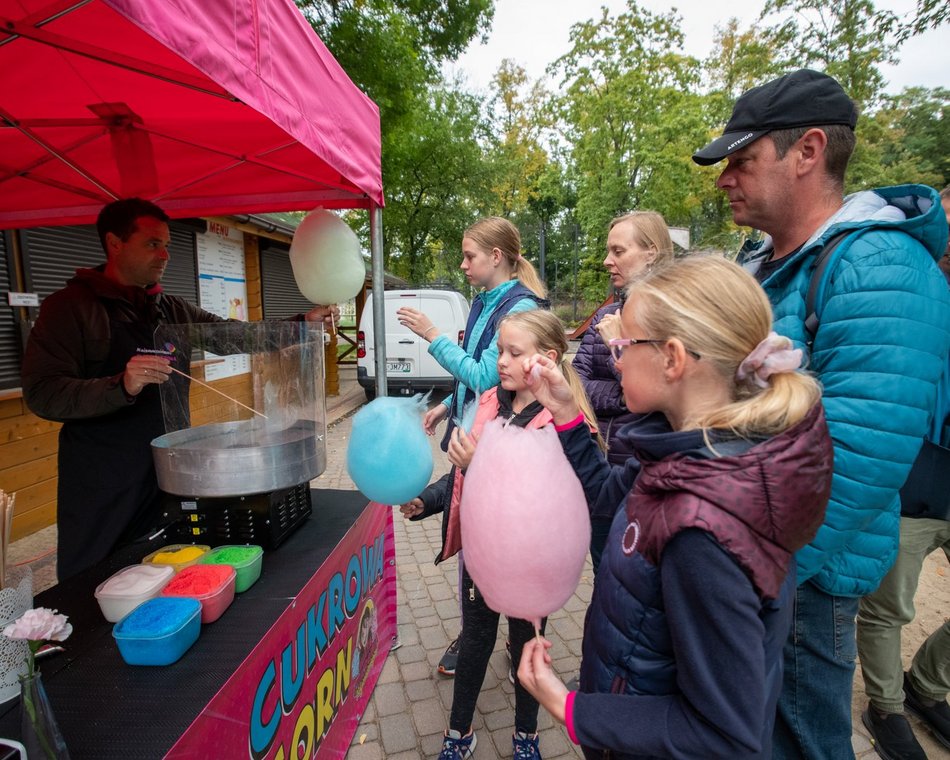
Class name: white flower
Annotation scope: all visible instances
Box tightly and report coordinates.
[2,607,72,643]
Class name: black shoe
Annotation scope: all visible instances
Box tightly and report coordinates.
[903,671,950,750]
[861,706,927,760]
[438,637,460,676]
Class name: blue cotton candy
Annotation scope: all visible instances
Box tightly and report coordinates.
[454,393,479,434]
[346,395,433,505]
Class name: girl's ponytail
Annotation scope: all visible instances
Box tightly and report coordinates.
[513,257,547,300]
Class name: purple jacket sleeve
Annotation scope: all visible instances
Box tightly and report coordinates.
[571,530,768,758]
[572,305,627,419]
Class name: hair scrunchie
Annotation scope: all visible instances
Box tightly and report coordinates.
[735,331,803,389]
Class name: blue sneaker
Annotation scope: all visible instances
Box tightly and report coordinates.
[439,729,477,759]
[512,731,542,759]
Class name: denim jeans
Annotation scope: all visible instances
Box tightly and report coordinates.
[773,580,859,760]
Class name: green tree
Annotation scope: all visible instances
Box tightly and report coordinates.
[296,0,496,287]
[381,85,494,285]
[485,60,552,217]
[759,0,899,106]
[849,87,949,191]
[548,1,709,300]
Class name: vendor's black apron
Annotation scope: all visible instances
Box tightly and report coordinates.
[56,294,167,580]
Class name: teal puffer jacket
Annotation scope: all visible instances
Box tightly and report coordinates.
[738,184,950,597]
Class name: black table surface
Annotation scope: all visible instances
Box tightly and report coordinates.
[0,488,369,759]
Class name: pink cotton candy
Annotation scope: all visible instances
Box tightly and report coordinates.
[460,419,590,629]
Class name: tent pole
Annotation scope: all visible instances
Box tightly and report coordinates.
[370,203,387,398]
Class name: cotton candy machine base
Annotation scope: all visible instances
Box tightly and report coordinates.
[160,484,313,549]
[152,418,324,498]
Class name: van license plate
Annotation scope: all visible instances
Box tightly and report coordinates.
[387,362,411,373]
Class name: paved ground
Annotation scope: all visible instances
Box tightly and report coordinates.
[9,365,948,759]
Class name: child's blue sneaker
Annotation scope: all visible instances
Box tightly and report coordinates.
[439,729,477,759]
[512,731,542,759]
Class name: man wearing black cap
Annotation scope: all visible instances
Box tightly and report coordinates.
[693,69,950,760]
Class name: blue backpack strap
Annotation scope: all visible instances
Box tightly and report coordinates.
[440,284,547,451]
[803,230,854,348]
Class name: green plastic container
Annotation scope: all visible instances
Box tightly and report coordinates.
[199,545,263,593]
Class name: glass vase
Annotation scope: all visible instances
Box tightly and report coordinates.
[19,671,70,759]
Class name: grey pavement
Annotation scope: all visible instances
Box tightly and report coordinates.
[9,364,948,759]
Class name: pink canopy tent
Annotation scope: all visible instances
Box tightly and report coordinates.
[2,0,394,394]
[0,0,384,228]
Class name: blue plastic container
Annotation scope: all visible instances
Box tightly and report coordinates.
[113,597,201,665]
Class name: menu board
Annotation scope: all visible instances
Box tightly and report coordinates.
[196,222,249,381]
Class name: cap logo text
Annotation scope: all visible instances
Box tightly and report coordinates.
[727,132,755,151]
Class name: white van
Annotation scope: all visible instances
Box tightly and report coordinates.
[357,289,470,400]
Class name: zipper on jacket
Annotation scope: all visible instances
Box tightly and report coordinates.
[469,586,475,602]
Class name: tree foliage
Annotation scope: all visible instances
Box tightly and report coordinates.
[298,0,948,319]
[759,0,899,106]
[547,1,711,300]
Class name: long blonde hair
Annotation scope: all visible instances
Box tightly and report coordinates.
[627,255,821,438]
[499,310,605,450]
[465,217,547,299]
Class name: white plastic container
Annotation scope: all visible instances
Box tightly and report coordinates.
[95,564,174,622]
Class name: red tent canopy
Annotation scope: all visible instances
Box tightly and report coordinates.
[0,0,384,228]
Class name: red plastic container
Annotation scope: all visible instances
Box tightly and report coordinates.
[161,564,235,623]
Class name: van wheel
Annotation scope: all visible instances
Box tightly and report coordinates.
[363,387,376,402]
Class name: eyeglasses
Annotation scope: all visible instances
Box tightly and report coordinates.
[607,337,701,362]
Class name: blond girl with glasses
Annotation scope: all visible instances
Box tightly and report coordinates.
[517,255,833,759]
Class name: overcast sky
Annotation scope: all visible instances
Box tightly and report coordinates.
[443,0,947,97]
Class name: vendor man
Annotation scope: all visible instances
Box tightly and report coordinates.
[22,198,336,581]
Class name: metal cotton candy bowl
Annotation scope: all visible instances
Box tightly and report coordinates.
[152,418,324,497]
[150,320,327,497]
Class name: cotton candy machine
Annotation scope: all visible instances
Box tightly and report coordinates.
[150,321,326,547]
[152,418,320,497]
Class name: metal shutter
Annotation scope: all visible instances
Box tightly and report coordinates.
[261,244,311,319]
[22,223,196,302]
[22,225,103,299]
[0,233,19,390]
[162,224,197,302]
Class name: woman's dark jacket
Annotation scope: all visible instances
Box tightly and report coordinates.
[558,404,832,759]
[572,298,640,466]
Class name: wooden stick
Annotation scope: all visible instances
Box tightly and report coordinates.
[0,491,13,589]
[167,366,268,419]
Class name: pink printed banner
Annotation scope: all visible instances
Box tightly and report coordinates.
[165,503,396,759]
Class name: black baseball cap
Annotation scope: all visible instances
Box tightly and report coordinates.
[692,69,858,166]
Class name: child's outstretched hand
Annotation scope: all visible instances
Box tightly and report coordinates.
[518,636,569,724]
[523,354,581,425]
[423,404,448,435]
[447,427,477,470]
[399,498,424,519]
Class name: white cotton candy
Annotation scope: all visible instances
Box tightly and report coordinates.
[289,208,365,305]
